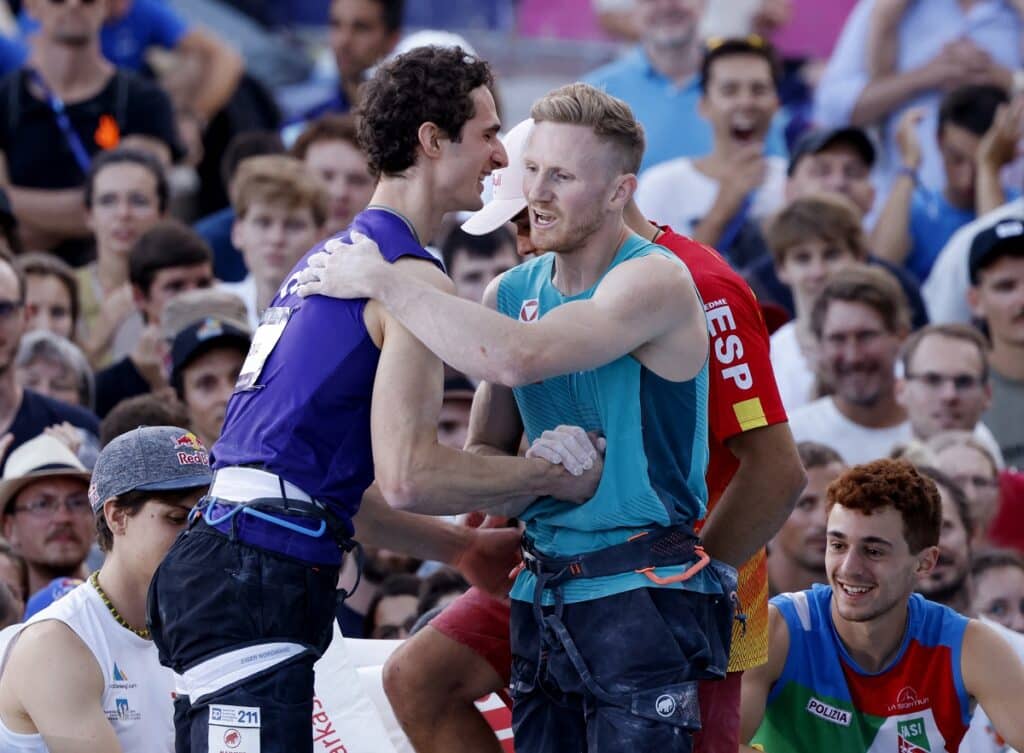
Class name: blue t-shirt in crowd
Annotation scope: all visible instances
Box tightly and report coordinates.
[584,47,787,172]
[906,188,974,282]
[194,207,248,283]
[0,35,26,78]
[102,0,190,71]
[906,187,1019,282]
[20,0,189,71]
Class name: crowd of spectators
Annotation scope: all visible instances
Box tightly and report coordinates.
[0,1,1020,750]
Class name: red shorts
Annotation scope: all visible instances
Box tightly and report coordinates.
[693,670,743,753]
[431,586,744,750]
[430,586,513,685]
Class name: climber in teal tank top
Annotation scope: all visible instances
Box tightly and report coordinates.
[739,459,1024,753]
[496,231,718,605]
[294,83,751,752]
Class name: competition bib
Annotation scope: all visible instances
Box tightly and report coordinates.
[235,307,292,392]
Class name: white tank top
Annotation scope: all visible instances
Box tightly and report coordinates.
[0,580,175,752]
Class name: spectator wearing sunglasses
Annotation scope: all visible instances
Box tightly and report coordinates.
[0,0,181,260]
[0,433,93,600]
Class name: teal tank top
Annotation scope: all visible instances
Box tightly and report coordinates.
[499,234,712,604]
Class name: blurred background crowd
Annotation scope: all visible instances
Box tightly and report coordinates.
[0,0,1019,665]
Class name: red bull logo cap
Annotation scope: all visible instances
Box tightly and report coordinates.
[88,426,213,513]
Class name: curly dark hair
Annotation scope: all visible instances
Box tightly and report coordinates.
[826,459,942,554]
[357,46,493,177]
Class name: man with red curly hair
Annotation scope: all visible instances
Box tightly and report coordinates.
[739,459,1024,753]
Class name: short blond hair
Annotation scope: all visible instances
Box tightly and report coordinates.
[230,155,329,228]
[530,83,645,175]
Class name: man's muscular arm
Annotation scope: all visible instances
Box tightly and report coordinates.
[961,620,1024,750]
[702,423,804,568]
[0,621,121,753]
[352,484,521,597]
[369,258,600,515]
[739,604,789,753]
[299,235,708,387]
[457,278,606,520]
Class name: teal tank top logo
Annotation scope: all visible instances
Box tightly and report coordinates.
[497,233,712,604]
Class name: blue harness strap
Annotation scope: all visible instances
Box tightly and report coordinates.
[188,494,366,603]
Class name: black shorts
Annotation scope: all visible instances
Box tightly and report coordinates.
[148,518,340,753]
[509,565,736,753]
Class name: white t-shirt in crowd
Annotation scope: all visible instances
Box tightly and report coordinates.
[784,389,1004,467]
[219,276,260,330]
[769,321,817,413]
[923,198,1024,325]
[635,155,788,238]
[786,397,913,464]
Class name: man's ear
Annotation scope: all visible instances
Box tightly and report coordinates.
[131,285,147,310]
[230,217,244,251]
[103,498,128,538]
[610,174,637,210]
[967,284,984,320]
[916,545,940,579]
[894,377,908,408]
[417,122,444,160]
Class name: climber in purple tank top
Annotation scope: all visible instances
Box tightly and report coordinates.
[147,46,603,753]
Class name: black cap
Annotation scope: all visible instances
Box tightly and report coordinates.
[170,316,252,390]
[969,218,1024,284]
[787,127,876,176]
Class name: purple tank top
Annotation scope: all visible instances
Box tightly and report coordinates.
[211,207,442,563]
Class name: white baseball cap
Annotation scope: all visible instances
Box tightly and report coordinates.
[461,118,534,236]
[391,30,478,59]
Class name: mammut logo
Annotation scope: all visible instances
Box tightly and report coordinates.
[223,728,241,748]
[655,694,676,718]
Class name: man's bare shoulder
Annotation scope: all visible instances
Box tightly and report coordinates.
[598,251,694,298]
[5,619,102,692]
[392,255,456,294]
[365,256,455,343]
